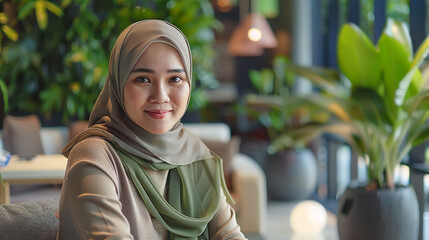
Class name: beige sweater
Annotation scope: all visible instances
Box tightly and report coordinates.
[57,138,246,240]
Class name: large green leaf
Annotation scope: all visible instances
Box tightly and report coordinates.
[338,24,382,89]
[382,19,413,55]
[378,33,413,107]
[394,36,429,106]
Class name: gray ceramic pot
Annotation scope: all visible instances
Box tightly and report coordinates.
[264,148,317,201]
[337,183,419,240]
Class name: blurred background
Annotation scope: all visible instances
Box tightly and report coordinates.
[0,0,428,239]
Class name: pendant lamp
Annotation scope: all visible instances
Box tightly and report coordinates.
[228,1,278,56]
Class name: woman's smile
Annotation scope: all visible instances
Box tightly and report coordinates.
[144,109,172,119]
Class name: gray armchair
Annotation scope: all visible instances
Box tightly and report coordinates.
[0,199,59,240]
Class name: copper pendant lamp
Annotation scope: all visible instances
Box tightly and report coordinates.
[228,0,278,56]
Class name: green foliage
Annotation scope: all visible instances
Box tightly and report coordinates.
[245,55,328,154]
[0,0,220,123]
[288,18,429,189]
[0,4,14,116]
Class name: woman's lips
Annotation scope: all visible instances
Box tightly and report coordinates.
[145,109,172,119]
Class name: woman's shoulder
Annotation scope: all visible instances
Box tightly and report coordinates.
[71,137,111,153]
[67,138,118,165]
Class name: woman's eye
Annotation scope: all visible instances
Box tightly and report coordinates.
[136,76,149,83]
[170,76,182,83]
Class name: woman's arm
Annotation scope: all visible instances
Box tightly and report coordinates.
[58,139,133,239]
[208,192,248,240]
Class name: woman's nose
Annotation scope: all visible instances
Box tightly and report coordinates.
[149,83,170,103]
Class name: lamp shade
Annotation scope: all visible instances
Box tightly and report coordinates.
[228,13,278,56]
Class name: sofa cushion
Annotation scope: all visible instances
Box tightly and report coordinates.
[0,199,59,240]
[2,114,44,157]
[202,135,241,190]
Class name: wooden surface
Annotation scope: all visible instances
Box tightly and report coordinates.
[0,154,67,204]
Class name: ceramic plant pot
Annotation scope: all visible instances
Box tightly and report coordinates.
[337,183,419,240]
[264,148,317,201]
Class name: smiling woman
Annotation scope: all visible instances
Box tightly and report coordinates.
[57,20,246,239]
[124,42,190,135]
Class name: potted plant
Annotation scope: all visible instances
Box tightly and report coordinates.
[283,18,429,239]
[244,55,326,201]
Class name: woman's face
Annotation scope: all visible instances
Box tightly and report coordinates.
[124,42,190,135]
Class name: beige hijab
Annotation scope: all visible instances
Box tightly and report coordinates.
[62,20,211,165]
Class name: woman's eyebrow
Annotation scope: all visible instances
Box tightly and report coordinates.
[131,68,185,73]
[167,69,185,73]
[132,68,155,73]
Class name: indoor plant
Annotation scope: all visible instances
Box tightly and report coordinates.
[284,18,429,239]
[244,55,324,201]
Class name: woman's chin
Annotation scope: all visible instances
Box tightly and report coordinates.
[141,124,173,135]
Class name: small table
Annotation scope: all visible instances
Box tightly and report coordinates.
[0,154,67,204]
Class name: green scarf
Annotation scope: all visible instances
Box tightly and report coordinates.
[112,143,233,239]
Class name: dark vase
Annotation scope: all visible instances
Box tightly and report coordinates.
[264,148,317,201]
[337,183,419,240]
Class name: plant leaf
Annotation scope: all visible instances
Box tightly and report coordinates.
[411,36,429,69]
[338,23,382,89]
[0,80,8,113]
[305,94,351,122]
[382,18,413,55]
[412,126,429,148]
[378,33,413,108]
[35,1,48,29]
[395,35,429,105]
[0,13,8,24]
[351,87,392,127]
[290,65,344,97]
[18,2,35,19]
[2,25,18,41]
[43,1,63,17]
[403,90,429,114]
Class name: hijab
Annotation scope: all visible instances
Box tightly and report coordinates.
[62,19,232,239]
[62,19,212,165]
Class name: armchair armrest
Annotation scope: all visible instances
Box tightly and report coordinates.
[231,153,267,234]
[0,199,59,240]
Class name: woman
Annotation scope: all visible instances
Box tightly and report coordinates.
[57,20,246,239]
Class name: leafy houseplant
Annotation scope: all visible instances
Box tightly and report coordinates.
[288,19,429,190]
[286,19,429,239]
[244,55,324,200]
[245,55,327,153]
[245,55,296,152]
[0,0,220,123]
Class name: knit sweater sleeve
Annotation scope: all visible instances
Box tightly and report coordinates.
[208,191,248,240]
[57,138,133,240]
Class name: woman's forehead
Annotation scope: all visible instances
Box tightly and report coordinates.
[133,42,184,67]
